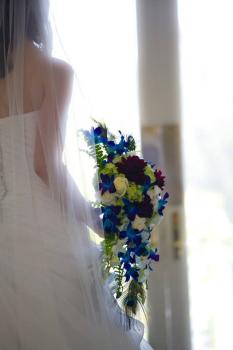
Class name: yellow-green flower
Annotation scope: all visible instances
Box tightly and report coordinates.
[144,165,156,182]
[112,155,123,164]
[115,198,124,207]
[102,163,118,176]
[126,183,143,202]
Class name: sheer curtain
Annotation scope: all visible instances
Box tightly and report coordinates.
[49,0,141,214]
[178,1,233,349]
[49,0,141,240]
[50,0,140,137]
[49,0,148,328]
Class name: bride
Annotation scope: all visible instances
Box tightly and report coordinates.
[0,0,153,349]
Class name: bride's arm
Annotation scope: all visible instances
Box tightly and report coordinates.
[35,57,104,238]
[60,162,104,238]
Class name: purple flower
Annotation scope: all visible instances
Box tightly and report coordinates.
[116,156,147,185]
[148,248,160,261]
[155,169,165,190]
[137,195,154,218]
[107,153,115,162]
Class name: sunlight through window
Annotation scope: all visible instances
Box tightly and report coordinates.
[50,0,140,138]
[178,1,233,349]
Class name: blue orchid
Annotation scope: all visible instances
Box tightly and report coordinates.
[93,126,102,136]
[133,242,148,257]
[101,205,121,217]
[118,250,135,265]
[107,135,125,155]
[142,175,153,194]
[124,263,139,282]
[99,174,116,194]
[107,131,134,156]
[157,192,169,216]
[119,223,142,246]
[93,126,107,144]
[103,218,118,234]
[102,206,121,234]
[122,198,138,221]
[148,247,160,262]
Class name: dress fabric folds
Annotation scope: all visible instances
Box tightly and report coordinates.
[0,111,154,350]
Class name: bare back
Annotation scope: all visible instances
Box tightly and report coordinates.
[0,40,73,120]
[0,40,74,183]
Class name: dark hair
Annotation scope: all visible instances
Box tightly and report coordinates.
[0,0,49,78]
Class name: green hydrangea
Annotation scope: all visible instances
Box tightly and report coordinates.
[115,198,124,207]
[101,163,118,176]
[126,183,143,202]
[112,155,123,164]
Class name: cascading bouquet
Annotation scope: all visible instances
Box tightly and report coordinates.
[82,121,169,319]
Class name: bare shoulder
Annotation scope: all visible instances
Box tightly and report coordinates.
[34,46,74,89]
[50,58,74,112]
[50,57,74,85]
[27,42,72,76]
[41,55,74,111]
[27,43,74,93]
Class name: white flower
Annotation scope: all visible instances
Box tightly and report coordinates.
[147,188,156,202]
[112,238,127,256]
[113,176,129,196]
[141,230,150,242]
[132,215,146,231]
[147,185,161,203]
[150,214,163,227]
[101,191,116,204]
[138,268,150,283]
[135,255,148,269]
[155,185,161,195]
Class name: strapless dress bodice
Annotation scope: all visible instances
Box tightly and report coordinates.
[0,110,49,202]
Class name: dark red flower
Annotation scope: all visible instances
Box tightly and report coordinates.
[137,195,154,218]
[116,156,147,185]
[155,169,165,190]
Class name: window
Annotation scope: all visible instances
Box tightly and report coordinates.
[178,1,233,349]
[50,0,140,137]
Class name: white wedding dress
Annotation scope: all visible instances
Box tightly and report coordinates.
[0,110,153,350]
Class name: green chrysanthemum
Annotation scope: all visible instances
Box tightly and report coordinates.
[101,163,118,176]
[144,165,156,182]
[112,155,123,164]
[126,183,143,202]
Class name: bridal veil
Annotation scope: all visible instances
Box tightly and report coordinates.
[0,0,145,348]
